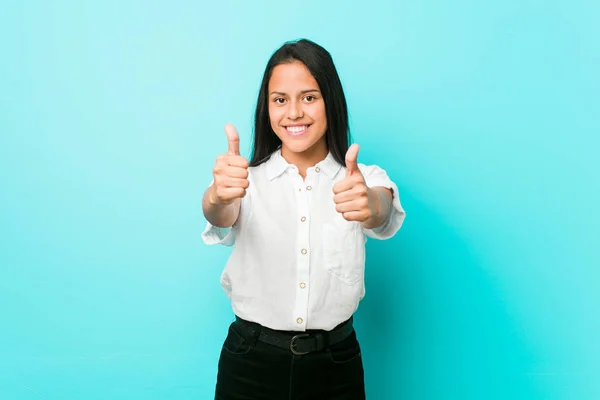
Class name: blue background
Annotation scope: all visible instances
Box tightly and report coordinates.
[1,1,599,399]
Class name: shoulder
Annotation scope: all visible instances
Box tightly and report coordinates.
[355,163,398,190]
[357,163,390,177]
[246,152,278,187]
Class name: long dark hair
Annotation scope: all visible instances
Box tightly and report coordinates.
[249,39,350,167]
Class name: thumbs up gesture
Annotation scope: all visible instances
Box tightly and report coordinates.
[332,144,377,223]
[209,124,250,205]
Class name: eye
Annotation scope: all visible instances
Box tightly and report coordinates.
[274,97,286,104]
[304,95,315,102]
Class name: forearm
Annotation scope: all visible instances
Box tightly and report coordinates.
[362,187,393,230]
[202,185,241,228]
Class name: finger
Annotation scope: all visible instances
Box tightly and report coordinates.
[335,194,369,212]
[225,124,240,155]
[332,175,365,194]
[332,178,353,194]
[226,155,249,168]
[333,189,358,205]
[345,144,360,176]
[341,211,368,222]
[216,187,247,201]
[225,166,249,179]
[221,177,250,189]
[335,201,360,214]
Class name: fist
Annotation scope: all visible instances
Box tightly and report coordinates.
[209,124,250,205]
[332,144,375,222]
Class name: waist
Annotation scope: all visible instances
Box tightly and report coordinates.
[233,315,354,355]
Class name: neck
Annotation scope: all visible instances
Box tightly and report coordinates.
[281,140,328,178]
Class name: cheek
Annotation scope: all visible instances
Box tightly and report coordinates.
[313,105,327,129]
[268,106,283,127]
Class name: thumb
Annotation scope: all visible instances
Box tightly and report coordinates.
[224,124,240,155]
[345,144,360,176]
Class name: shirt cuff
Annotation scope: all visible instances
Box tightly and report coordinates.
[201,222,236,246]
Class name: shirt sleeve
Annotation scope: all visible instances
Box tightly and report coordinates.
[200,180,246,247]
[358,164,406,240]
[201,222,236,246]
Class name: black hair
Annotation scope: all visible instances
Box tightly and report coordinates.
[249,39,350,167]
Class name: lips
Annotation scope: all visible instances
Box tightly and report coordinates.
[285,125,310,136]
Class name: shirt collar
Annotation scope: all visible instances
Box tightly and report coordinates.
[265,148,342,181]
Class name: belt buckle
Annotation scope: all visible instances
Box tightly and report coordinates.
[290,333,310,355]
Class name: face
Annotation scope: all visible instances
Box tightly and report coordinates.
[268,61,328,160]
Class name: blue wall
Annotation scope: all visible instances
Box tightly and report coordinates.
[1,1,598,399]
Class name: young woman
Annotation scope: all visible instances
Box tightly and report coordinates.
[202,39,405,400]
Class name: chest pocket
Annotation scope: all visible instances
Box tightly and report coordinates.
[322,218,366,286]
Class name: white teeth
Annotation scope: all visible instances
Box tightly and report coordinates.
[286,125,308,133]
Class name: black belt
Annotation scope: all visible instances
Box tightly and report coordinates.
[233,316,354,355]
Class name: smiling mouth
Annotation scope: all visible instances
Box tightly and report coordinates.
[285,125,310,136]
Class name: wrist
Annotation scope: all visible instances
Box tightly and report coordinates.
[360,188,380,228]
[361,187,391,229]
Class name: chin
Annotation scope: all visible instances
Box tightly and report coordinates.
[281,140,313,154]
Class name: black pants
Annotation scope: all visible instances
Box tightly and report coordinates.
[215,318,366,400]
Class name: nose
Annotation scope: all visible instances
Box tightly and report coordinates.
[287,100,303,120]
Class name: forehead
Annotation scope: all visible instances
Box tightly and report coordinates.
[268,61,320,91]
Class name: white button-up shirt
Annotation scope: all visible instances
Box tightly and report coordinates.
[202,150,406,331]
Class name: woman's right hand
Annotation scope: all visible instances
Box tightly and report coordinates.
[208,124,250,206]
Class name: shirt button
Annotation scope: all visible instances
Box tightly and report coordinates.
[300,216,306,222]
[315,167,321,173]
[306,186,312,191]
[297,317,304,324]
[300,282,306,289]
[301,248,307,255]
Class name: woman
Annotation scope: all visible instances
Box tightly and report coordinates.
[202,38,406,399]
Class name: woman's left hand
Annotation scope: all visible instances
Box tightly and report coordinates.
[332,144,390,228]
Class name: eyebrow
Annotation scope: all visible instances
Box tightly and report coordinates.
[269,89,320,96]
